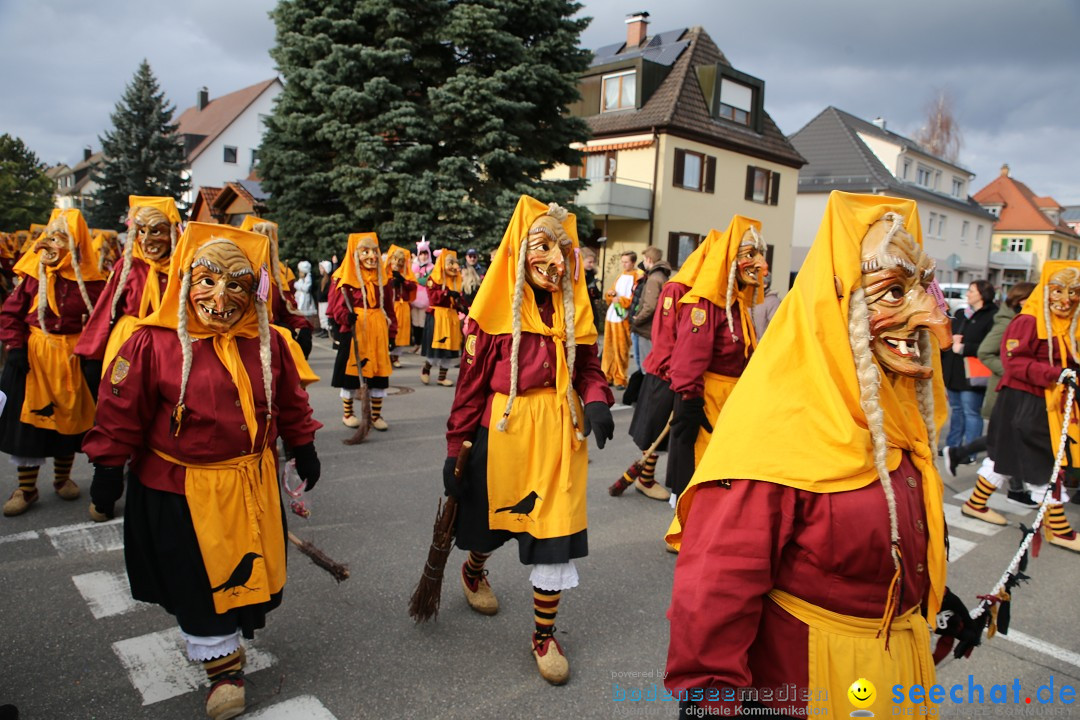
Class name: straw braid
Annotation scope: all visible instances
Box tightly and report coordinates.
[36,260,50,335]
[175,270,194,419]
[256,300,273,419]
[109,232,136,322]
[915,330,938,456]
[724,258,739,341]
[559,261,583,440]
[496,236,529,433]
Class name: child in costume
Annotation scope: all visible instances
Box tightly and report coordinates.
[421,249,464,386]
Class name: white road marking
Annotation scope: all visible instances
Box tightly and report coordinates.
[45,518,123,556]
[998,629,1080,671]
[610,404,634,411]
[948,536,977,561]
[0,530,39,544]
[943,503,1005,537]
[113,628,276,705]
[71,570,149,619]
[951,490,1033,517]
[246,695,339,719]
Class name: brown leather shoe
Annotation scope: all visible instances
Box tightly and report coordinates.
[3,488,38,517]
[205,674,244,720]
[961,502,1007,526]
[53,479,80,501]
[634,478,671,501]
[371,417,389,431]
[1048,531,1080,553]
[532,631,569,685]
[461,565,498,616]
[342,414,361,428]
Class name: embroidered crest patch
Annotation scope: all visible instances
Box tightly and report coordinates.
[110,356,130,385]
[1005,339,1019,353]
[663,296,673,310]
[465,334,477,356]
[691,308,707,327]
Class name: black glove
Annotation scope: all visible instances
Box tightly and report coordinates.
[447,290,461,300]
[292,442,321,491]
[90,464,125,519]
[347,311,358,326]
[933,587,985,664]
[672,396,713,436]
[582,401,614,450]
[295,327,312,358]
[1061,370,1080,392]
[443,455,467,498]
[392,271,405,288]
[6,347,28,373]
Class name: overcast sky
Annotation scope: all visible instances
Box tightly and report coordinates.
[2,0,1078,203]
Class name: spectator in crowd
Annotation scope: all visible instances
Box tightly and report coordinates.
[601,251,638,390]
[581,247,603,335]
[316,260,333,338]
[461,248,485,309]
[941,280,997,458]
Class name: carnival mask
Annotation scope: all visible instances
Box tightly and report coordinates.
[356,239,380,271]
[860,216,951,379]
[189,241,254,332]
[1046,267,1080,320]
[444,256,461,278]
[525,216,569,292]
[389,250,406,274]
[34,222,71,268]
[735,229,767,288]
[133,207,172,261]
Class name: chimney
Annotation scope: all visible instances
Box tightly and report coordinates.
[198,86,209,111]
[1000,163,1010,177]
[625,11,649,49]
[872,117,886,130]
[83,146,92,162]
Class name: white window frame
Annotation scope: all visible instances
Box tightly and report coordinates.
[601,70,636,113]
[1007,238,1026,252]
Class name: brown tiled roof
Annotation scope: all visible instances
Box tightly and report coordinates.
[585,27,804,168]
[974,172,1079,237]
[176,78,280,162]
[1034,195,1060,209]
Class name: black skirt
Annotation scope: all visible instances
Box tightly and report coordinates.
[987,387,1061,486]
[0,359,86,458]
[628,372,674,452]
[665,394,698,495]
[453,426,587,564]
[330,332,362,390]
[421,313,460,360]
[124,475,285,639]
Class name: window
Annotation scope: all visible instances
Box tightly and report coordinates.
[673,149,715,193]
[1051,240,1062,259]
[928,212,938,237]
[938,214,946,237]
[902,159,911,180]
[1069,246,1078,261]
[1007,238,1029,252]
[582,152,617,181]
[976,225,984,247]
[601,71,635,112]
[668,232,702,268]
[718,78,753,126]
[952,177,964,198]
[916,165,932,188]
[250,149,259,169]
[745,166,780,205]
[934,170,942,191]
[961,220,969,243]
[223,146,238,164]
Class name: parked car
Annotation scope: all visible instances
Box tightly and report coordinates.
[938,282,969,315]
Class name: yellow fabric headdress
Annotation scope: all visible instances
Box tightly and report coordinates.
[384,244,417,283]
[127,195,182,225]
[332,232,387,312]
[428,249,462,292]
[667,191,948,621]
[668,228,723,287]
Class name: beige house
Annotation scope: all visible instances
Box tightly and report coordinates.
[546,14,804,293]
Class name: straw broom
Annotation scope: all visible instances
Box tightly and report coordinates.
[340,290,372,445]
[288,531,350,583]
[609,412,673,496]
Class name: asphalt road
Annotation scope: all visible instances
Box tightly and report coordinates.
[0,340,1077,720]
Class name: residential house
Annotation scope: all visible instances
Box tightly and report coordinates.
[176,79,282,206]
[188,181,268,226]
[1063,205,1080,236]
[974,165,1080,288]
[789,107,994,287]
[51,147,105,214]
[546,14,805,293]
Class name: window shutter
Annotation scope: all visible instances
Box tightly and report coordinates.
[769,171,780,206]
[745,166,755,201]
[667,232,680,264]
[1025,238,1031,251]
[1000,238,1008,251]
[673,150,685,188]
[569,162,580,179]
[704,156,716,193]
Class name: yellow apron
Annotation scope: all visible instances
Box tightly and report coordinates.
[271,325,320,387]
[346,307,392,378]
[156,447,286,615]
[431,305,462,352]
[769,588,934,717]
[393,299,411,347]
[22,327,95,434]
[487,389,587,538]
[101,314,140,377]
[695,372,738,464]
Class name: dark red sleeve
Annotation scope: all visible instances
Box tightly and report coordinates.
[402,280,417,304]
[666,480,796,709]
[0,278,33,349]
[446,319,498,458]
[574,342,614,406]
[1002,314,1065,388]
[272,330,321,447]
[669,299,721,397]
[381,282,398,339]
[75,272,123,359]
[428,284,451,306]
[327,281,350,331]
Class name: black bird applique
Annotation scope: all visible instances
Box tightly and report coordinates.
[437,337,448,345]
[30,402,55,417]
[210,552,262,596]
[494,491,541,520]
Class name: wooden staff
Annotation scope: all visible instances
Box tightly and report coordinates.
[609,412,674,496]
[340,288,372,445]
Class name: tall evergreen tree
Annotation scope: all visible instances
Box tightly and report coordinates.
[89,60,189,229]
[0,134,55,230]
[260,0,590,260]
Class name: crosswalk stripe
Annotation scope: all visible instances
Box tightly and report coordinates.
[72,570,149,619]
[0,530,39,544]
[948,536,977,561]
[45,518,123,556]
[112,628,276,705]
[245,695,339,719]
[997,629,1080,671]
[943,503,1005,537]
[951,490,1034,517]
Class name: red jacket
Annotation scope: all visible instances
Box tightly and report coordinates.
[75,258,168,360]
[642,281,689,381]
[0,275,105,347]
[668,299,752,398]
[999,313,1074,397]
[327,279,398,339]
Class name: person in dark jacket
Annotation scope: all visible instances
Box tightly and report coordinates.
[940,280,997,454]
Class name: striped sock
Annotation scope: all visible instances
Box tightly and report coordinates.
[17,466,38,494]
[422,362,432,375]
[639,453,659,487]
[463,551,490,591]
[1046,503,1075,538]
[533,587,561,637]
[53,455,74,486]
[966,475,996,509]
[438,367,448,382]
[370,396,383,420]
[203,649,243,683]
[343,398,354,418]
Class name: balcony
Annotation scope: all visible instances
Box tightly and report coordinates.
[988,250,1036,272]
[575,177,652,221]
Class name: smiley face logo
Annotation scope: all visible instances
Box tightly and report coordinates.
[847,677,876,716]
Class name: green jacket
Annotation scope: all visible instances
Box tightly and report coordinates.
[976,304,1017,419]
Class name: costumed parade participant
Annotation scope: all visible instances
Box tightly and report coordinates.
[385,244,417,368]
[82,222,322,720]
[421,248,464,386]
[92,229,122,275]
[0,208,105,516]
[666,192,957,718]
[600,251,638,389]
[985,261,1080,551]
[410,239,434,348]
[444,196,614,685]
[75,196,180,376]
[329,232,396,431]
[665,216,765,500]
